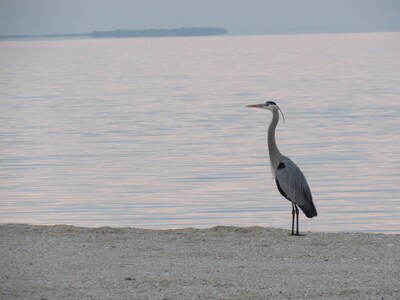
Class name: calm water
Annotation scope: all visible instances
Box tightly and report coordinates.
[1,32,399,233]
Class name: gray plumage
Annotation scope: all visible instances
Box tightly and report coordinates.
[275,158,317,218]
[247,101,317,235]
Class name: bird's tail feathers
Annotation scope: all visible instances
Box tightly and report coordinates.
[300,201,317,218]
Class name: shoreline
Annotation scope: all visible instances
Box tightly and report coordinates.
[1,224,399,299]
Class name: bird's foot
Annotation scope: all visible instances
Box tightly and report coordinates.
[290,233,305,237]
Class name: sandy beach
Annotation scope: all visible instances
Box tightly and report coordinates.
[1,224,399,299]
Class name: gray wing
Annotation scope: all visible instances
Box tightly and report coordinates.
[275,157,317,218]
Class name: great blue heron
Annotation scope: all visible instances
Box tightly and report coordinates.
[247,101,317,235]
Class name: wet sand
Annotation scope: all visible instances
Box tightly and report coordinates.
[1,224,399,299]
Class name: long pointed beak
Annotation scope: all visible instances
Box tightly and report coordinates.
[246,104,264,108]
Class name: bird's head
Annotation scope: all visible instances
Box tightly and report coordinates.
[246,101,285,122]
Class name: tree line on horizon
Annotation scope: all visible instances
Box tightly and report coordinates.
[0,27,228,40]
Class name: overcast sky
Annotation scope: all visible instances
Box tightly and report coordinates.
[0,0,399,35]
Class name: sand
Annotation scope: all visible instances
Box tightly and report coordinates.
[1,224,399,300]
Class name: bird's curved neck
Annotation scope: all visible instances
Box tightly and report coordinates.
[268,109,282,173]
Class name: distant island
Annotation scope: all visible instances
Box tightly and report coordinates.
[0,27,228,40]
[91,27,228,38]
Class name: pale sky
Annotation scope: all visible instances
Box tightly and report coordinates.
[0,0,399,35]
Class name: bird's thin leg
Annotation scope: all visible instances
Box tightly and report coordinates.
[295,204,300,235]
[291,203,295,235]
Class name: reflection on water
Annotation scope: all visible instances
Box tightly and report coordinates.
[1,33,399,233]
